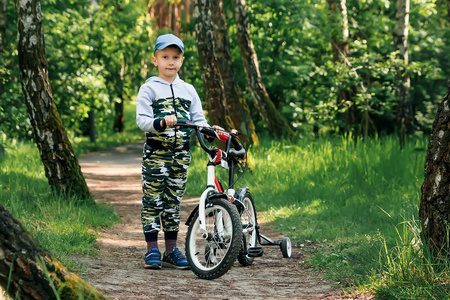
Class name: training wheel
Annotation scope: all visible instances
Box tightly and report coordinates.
[281,237,292,258]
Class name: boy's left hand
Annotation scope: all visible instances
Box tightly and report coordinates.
[205,125,225,140]
[212,125,224,132]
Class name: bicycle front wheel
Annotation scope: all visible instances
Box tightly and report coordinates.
[185,197,242,280]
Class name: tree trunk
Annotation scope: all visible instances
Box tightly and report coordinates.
[231,0,294,139]
[0,204,107,299]
[158,0,165,29]
[210,0,258,146]
[328,0,355,132]
[173,2,180,36]
[14,0,92,200]
[194,0,234,129]
[186,0,191,23]
[419,81,450,257]
[113,55,125,133]
[394,0,413,146]
[168,2,173,30]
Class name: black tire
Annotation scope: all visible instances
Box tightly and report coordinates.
[237,192,258,266]
[185,197,242,280]
[281,237,292,258]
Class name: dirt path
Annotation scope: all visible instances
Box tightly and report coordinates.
[78,143,341,300]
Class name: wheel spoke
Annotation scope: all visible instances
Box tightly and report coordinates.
[186,198,242,278]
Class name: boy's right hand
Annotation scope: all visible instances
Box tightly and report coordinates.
[163,115,177,128]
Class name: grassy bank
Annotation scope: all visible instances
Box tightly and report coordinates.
[186,135,449,298]
[0,102,142,272]
[2,98,449,298]
[0,140,121,270]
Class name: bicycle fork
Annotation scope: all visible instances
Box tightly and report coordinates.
[198,165,235,238]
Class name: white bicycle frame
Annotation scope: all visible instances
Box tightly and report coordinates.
[198,163,236,237]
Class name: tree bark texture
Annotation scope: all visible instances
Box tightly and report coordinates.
[328,0,355,132]
[210,0,258,146]
[194,0,234,129]
[0,204,107,299]
[14,0,92,200]
[231,0,294,139]
[419,81,450,257]
[394,0,413,144]
[112,56,125,133]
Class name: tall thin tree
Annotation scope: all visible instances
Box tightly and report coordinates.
[194,0,234,129]
[231,0,294,138]
[211,0,258,146]
[394,0,413,146]
[328,0,355,132]
[14,0,92,200]
[419,80,450,257]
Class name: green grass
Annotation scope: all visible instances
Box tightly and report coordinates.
[185,134,450,297]
[71,100,143,156]
[0,139,120,271]
[2,98,450,298]
[0,101,142,273]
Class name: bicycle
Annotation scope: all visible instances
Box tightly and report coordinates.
[176,121,292,280]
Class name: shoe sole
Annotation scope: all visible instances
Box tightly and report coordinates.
[162,261,190,270]
[144,263,162,270]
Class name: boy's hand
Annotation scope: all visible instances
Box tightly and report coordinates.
[205,125,225,140]
[163,115,177,128]
[212,125,225,132]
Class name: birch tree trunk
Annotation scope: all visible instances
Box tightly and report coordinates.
[328,0,355,132]
[419,81,450,257]
[394,0,413,146]
[231,0,294,138]
[194,0,234,129]
[14,0,92,200]
[0,204,107,299]
[210,0,258,146]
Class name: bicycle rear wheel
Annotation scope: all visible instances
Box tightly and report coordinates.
[186,197,242,280]
[237,191,258,266]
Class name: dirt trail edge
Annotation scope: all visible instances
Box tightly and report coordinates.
[78,143,340,300]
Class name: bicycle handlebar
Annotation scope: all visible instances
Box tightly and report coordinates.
[175,122,246,159]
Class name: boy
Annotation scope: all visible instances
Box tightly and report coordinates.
[136,34,210,269]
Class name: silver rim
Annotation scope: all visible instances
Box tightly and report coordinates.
[187,205,235,271]
[242,196,257,255]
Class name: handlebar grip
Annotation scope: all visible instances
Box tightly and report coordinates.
[200,127,217,138]
[231,135,242,151]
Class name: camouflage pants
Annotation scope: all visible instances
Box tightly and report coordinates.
[141,142,191,234]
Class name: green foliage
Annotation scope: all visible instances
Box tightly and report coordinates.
[226,0,448,136]
[1,1,31,140]
[369,219,450,299]
[185,135,450,297]
[0,139,120,270]
[3,0,449,141]
[1,0,155,140]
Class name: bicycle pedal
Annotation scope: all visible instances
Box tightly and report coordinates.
[247,247,264,257]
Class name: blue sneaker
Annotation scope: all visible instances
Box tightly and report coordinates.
[162,247,190,269]
[144,248,161,269]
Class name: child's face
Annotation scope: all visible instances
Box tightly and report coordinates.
[152,47,184,83]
